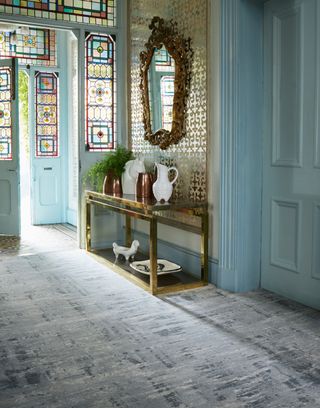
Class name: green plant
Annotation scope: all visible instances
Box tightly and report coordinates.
[84,146,134,191]
[105,145,135,177]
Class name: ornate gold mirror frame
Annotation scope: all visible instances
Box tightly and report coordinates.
[139,17,193,150]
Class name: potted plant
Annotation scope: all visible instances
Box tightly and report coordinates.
[84,146,134,194]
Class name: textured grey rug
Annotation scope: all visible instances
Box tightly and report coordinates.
[0,234,320,407]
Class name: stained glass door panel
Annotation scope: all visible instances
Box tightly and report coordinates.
[0,59,20,235]
[35,72,59,157]
[0,66,12,160]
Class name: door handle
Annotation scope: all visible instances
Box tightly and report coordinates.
[8,169,17,173]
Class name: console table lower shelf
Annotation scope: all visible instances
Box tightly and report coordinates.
[88,248,206,295]
[85,191,209,295]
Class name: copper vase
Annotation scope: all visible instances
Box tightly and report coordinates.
[136,172,155,198]
[103,172,122,196]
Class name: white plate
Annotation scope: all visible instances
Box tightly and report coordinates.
[130,259,182,275]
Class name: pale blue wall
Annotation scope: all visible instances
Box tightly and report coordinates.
[217,0,264,292]
[237,0,264,290]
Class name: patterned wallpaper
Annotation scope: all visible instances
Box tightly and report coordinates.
[129,0,207,201]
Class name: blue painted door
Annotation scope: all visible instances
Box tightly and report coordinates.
[29,66,65,225]
[262,0,320,309]
[0,59,20,235]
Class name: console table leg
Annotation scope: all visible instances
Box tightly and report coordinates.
[150,218,158,295]
[125,214,132,247]
[201,212,209,283]
[86,200,91,252]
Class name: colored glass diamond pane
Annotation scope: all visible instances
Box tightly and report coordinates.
[0,67,12,160]
[35,72,59,157]
[85,33,116,151]
[0,28,56,67]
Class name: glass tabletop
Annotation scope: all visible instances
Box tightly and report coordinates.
[85,190,208,213]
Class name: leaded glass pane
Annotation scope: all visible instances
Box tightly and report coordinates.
[0,29,56,67]
[160,76,174,131]
[85,33,116,152]
[0,0,116,27]
[155,48,174,72]
[35,72,59,157]
[0,67,12,160]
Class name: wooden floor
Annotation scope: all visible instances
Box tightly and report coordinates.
[0,225,320,408]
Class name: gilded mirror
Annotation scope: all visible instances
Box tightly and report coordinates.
[139,17,193,150]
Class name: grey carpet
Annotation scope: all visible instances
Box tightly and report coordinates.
[0,230,320,407]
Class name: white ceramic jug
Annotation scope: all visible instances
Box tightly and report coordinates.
[152,163,179,202]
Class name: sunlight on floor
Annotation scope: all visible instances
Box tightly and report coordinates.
[0,224,77,257]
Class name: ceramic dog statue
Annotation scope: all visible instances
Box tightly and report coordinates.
[112,240,140,261]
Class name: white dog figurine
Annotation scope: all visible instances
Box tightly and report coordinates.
[113,240,140,261]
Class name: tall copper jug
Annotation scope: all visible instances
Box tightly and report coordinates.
[136,172,155,198]
[103,171,122,196]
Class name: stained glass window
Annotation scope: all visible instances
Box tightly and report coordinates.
[155,48,175,72]
[161,76,174,131]
[35,72,59,157]
[0,67,12,160]
[0,29,56,67]
[85,33,116,151]
[0,0,116,27]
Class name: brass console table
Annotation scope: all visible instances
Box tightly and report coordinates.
[85,191,208,295]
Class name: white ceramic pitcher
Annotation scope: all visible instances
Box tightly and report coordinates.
[152,163,179,202]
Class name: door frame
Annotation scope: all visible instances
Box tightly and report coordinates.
[0,1,127,245]
[0,58,20,236]
[28,54,64,226]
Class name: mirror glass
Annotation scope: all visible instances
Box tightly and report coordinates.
[149,46,175,133]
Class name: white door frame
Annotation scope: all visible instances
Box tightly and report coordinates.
[0,58,20,236]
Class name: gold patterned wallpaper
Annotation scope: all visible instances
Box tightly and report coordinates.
[129,0,207,201]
